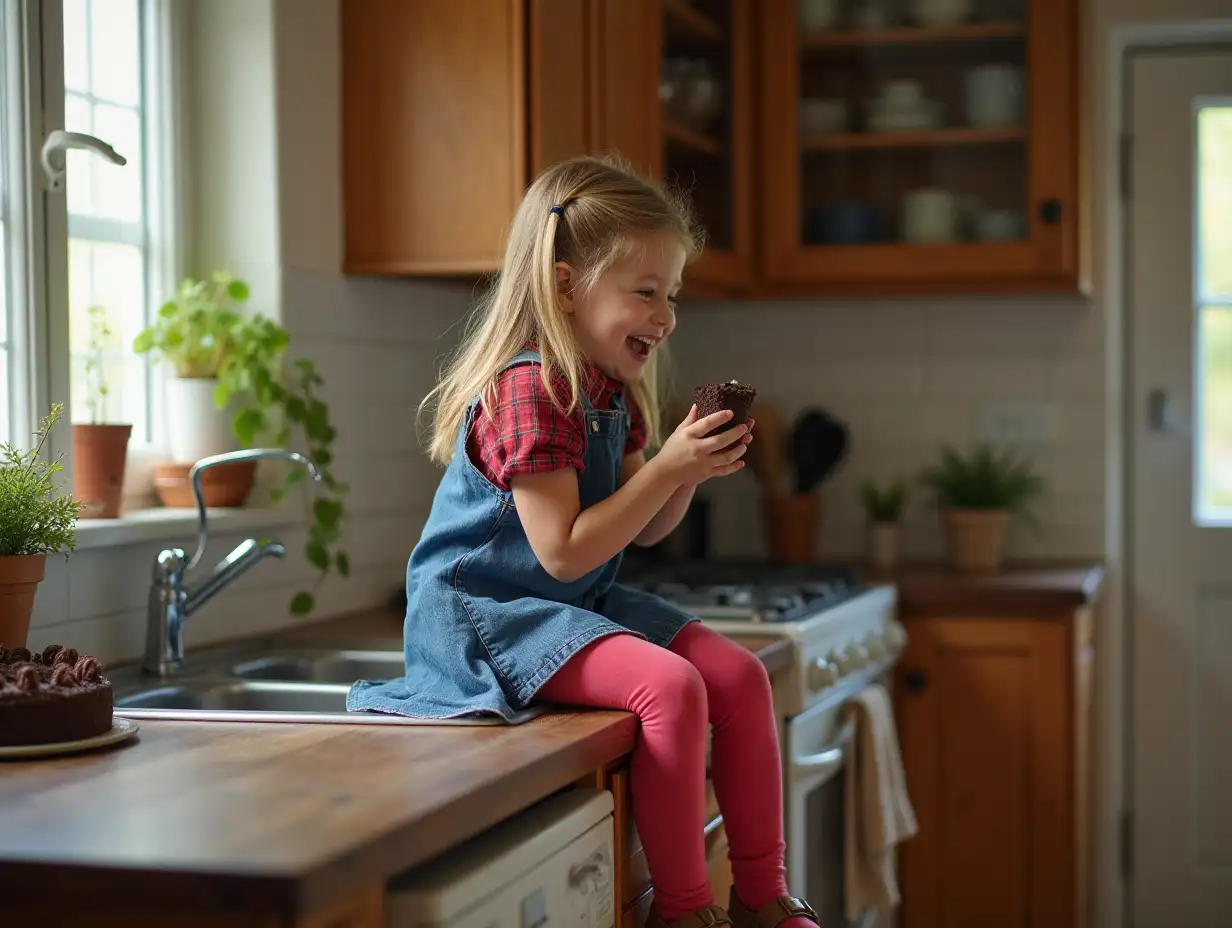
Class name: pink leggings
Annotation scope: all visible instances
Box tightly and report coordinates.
[536,622,810,923]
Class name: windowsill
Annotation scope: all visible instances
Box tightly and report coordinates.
[72,506,302,551]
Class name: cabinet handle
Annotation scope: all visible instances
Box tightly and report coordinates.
[904,669,927,692]
[1039,199,1063,223]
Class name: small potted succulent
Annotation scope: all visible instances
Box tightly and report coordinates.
[859,478,908,571]
[920,444,1044,573]
[72,304,132,518]
[0,404,84,648]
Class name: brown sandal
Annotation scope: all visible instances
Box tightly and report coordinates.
[727,889,819,928]
[646,904,733,928]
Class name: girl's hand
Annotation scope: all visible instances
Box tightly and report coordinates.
[653,405,751,487]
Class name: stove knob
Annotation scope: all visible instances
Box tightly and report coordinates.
[864,633,887,660]
[839,644,869,674]
[807,659,839,691]
[884,621,908,653]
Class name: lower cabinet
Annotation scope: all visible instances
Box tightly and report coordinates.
[894,609,1094,928]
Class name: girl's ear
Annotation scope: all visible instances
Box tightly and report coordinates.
[555,262,576,315]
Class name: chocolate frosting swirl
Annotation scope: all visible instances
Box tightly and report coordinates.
[52,647,79,666]
[73,656,103,683]
[50,663,78,688]
[13,664,40,693]
[42,644,64,665]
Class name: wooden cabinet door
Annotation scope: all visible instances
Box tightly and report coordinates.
[600,0,756,296]
[895,617,1073,928]
[757,0,1081,296]
[342,0,596,276]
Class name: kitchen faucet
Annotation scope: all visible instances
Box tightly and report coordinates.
[142,448,322,677]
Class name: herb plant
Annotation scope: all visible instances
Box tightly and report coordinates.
[860,479,909,524]
[0,404,83,557]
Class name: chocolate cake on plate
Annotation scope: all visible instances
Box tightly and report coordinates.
[695,380,757,436]
[0,644,114,747]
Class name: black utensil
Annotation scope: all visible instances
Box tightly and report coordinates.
[790,409,849,493]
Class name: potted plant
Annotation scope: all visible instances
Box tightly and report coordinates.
[860,478,908,571]
[133,270,348,616]
[72,304,132,519]
[920,444,1044,573]
[0,404,84,648]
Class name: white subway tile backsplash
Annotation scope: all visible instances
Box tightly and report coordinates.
[670,295,1107,560]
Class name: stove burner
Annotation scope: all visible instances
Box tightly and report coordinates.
[624,562,865,623]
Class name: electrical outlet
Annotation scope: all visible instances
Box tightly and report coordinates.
[974,402,1054,444]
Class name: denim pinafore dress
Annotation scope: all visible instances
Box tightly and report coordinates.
[347,349,696,721]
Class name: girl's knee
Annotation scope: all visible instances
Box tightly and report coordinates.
[632,653,707,724]
[713,645,773,711]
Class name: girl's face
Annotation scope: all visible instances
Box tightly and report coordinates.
[559,231,685,384]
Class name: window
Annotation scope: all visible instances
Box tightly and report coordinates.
[64,0,163,443]
[1195,103,1232,524]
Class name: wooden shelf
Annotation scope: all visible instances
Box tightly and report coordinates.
[664,0,724,44]
[665,120,725,156]
[801,21,1025,48]
[802,126,1026,151]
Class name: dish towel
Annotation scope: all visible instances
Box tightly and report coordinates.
[843,682,919,922]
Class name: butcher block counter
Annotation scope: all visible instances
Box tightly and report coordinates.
[0,607,792,927]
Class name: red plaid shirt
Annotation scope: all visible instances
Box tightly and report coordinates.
[468,362,646,491]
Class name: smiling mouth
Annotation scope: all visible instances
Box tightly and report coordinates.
[626,335,658,360]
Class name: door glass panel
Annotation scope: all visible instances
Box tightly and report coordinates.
[0,9,11,444]
[796,0,1028,247]
[661,0,734,251]
[1196,105,1232,524]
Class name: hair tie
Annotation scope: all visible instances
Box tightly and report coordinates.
[549,205,564,217]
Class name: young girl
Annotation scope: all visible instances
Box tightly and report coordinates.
[348,156,820,928]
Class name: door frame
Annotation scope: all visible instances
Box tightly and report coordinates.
[1108,19,1232,928]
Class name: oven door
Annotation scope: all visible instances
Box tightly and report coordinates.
[784,671,889,928]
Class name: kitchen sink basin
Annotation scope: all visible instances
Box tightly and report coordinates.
[116,679,352,713]
[108,644,547,726]
[228,648,406,683]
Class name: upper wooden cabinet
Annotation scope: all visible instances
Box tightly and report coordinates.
[341,0,1082,297]
[758,0,1081,296]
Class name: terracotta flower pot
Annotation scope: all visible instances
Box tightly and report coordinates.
[869,522,900,571]
[942,508,1010,573]
[765,493,822,565]
[72,423,132,519]
[153,460,257,508]
[0,554,46,650]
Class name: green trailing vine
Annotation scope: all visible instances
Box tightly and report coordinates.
[133,271,349,615]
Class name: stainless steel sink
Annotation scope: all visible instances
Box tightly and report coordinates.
[108,645,546,726]
[116,679,352,712]
[228,648,406,683]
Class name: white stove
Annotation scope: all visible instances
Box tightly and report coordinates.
[624,562,906,926]
[625,563,905,719]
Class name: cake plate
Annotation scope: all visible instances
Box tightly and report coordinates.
[0,717,140,761]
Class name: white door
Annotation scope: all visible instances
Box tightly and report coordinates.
[1130,47,1232,926]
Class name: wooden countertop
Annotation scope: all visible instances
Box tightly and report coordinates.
[862,562,1105,618]
[0,607,791,920]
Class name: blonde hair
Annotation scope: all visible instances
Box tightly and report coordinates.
[422,154,702,466]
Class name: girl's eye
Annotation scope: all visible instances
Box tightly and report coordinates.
[636,289,654,300]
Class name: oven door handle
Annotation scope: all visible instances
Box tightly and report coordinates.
[790,718,855,781]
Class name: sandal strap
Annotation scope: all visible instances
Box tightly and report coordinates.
[747,895,820,927]
[647,905,733,928]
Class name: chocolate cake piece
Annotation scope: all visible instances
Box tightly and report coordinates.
[694,379,757,437]
[0,644,113,747]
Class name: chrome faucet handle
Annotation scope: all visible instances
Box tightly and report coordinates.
[185,449,322,571]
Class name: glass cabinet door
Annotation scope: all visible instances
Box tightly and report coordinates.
[659,0,753,292]
[761,0,1078,291]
